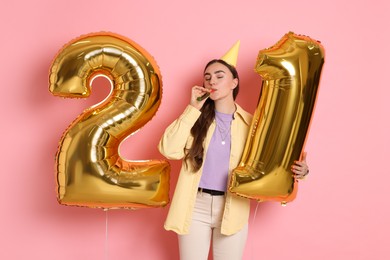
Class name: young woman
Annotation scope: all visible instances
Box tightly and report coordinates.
[158,53,309,260]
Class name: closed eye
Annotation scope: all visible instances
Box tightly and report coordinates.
[204,70,226,81]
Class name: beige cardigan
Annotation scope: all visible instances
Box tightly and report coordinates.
[158,104,253,235]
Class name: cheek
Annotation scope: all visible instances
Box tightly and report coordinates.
[222,81,234,91]
[218,85,233,97]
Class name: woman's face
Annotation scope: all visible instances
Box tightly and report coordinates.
[203,62,238,101]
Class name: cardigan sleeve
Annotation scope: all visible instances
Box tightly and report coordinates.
[158,105,201,160]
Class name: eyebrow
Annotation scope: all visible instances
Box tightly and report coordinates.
[204,70,226,76]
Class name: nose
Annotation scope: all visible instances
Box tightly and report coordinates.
[209,76,216,85]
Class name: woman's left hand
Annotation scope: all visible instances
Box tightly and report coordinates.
[291,152,309,180]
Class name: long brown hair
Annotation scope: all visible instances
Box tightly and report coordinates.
[184,59,240,172]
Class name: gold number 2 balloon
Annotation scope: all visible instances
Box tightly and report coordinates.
[49,32,170,209]
[229,32,325,204]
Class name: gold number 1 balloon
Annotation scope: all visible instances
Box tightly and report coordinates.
[49,32,170,209]
[229,32,325,204]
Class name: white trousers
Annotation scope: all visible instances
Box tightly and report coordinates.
[178,191,248,260]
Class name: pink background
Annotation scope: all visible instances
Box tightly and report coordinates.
[1,0,389,259]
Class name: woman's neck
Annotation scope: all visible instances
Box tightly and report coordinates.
[214,98,236,114]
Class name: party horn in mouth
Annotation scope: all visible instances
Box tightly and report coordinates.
[197,89,214,101]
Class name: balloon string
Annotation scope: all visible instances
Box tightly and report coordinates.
[250,202,260,260]
[105,209,109,260]
[253,201,260,222]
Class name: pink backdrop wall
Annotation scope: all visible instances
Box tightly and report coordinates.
[1,0,389,259]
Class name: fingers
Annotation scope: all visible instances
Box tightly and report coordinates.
[291,164,305,175]
[291,155,309,180]
[190,86,211,110]
[301,151,307,162]
[291,168,307,180]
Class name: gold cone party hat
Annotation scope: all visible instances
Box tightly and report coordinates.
[220,40,240,67]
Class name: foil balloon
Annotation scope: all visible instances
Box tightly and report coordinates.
[49,32,170,209]
[229,32,324,204]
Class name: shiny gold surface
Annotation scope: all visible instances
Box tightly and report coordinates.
[229,32,324,204]
[49,32,170,209]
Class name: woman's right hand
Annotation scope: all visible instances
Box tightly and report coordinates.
[190,85,211,110]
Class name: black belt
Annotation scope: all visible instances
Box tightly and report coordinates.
[198,188,225,196]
